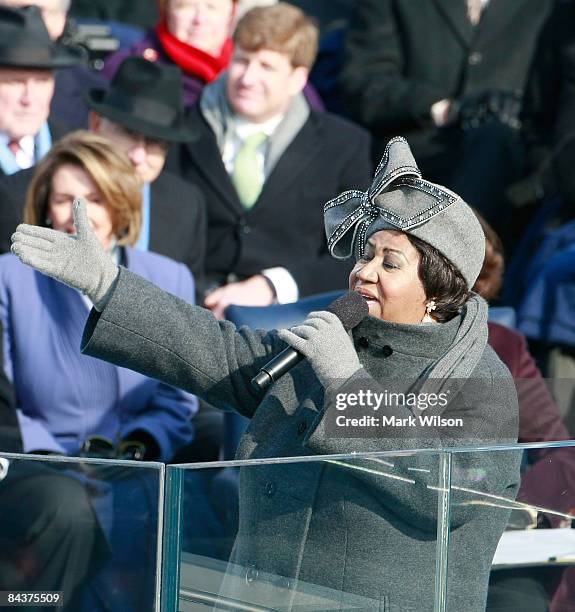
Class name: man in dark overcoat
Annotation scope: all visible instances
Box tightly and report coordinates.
[168,3,372,317]
[342,0,554,240]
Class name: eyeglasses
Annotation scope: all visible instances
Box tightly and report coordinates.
[116,125,170,153]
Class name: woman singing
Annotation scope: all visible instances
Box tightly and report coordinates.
[11,136,521,612]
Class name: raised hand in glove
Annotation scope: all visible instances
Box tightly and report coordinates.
[277,311,362,389]
[11,198,119,311]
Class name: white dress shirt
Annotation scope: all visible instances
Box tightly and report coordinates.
[0,133,35,170]
[222,114,300,304]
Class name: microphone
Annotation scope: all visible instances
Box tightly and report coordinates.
[251,291,369,392]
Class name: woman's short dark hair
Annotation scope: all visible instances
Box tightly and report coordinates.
[406,234,470,323]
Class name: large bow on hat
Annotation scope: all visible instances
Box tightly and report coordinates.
[324,136,459,261]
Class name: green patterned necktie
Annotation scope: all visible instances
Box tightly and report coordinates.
[232,131,268,209]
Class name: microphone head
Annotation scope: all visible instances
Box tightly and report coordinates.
[326,291,369,331]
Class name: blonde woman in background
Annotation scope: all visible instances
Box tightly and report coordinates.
[0,131,198,611]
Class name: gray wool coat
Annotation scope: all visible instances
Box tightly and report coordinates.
[81,268,521,612]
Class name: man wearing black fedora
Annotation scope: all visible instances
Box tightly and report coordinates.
[0,0,108,129]
[87,56,207,290]
[0,5,79,176]
[0,56,207,293]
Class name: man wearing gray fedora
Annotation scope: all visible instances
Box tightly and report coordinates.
[0,56,208,294]
[0,4,80,176]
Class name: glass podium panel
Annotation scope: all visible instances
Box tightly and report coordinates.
[0,452,164,612]
[166,449,448,612]
[165,442,575,612]
[448,442,575,612]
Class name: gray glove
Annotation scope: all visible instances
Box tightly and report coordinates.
[11,198,119,310]
[277,311,362,389]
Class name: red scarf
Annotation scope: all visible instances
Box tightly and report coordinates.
[156,19,234,83]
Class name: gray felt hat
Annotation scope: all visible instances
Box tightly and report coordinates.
[324,137,485,289]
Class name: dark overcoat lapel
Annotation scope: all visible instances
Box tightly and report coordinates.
[149,175,175,252]
[183,108,325,215]
[147,171,207,293]
[0,168,34,252]
[477,0,532,47]
[431,0,475,48]
[255,117,323,211]
[183,108,242,215]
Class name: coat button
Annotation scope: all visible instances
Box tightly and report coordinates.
[381,345,393,357]
[358,337,369,348]
[297,420,307,435]
[265,482,276,497]
[238,219,251,234]
[142,48,158,62]
[245,564,259,584]
[468,51,482,66]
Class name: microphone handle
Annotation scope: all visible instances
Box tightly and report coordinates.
[251,347,305,392]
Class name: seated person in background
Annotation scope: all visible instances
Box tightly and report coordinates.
[0,0,108,129]
[0,57,207,295]
[473,212,575,612]
[514,232,575,429]
[341,0,554,249]
[0,319,101,612]
[102,0,237,108]
[520,0,575,225]
[0,5,80,176]
[0,131,198,611]
[0,131,198,462]
[170,2,371,318]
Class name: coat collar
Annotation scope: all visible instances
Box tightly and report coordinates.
[184,107,321,215]
[353,313,461,360]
